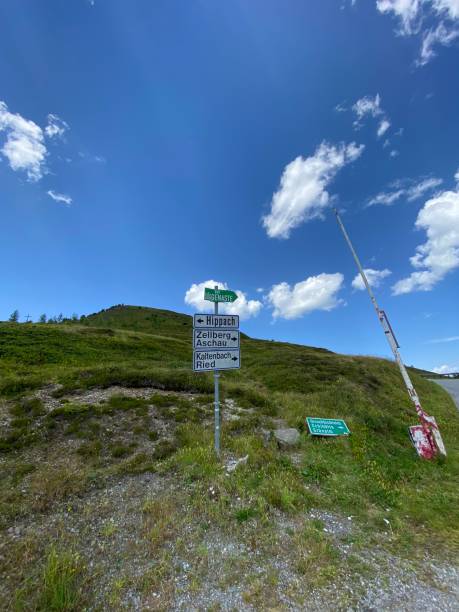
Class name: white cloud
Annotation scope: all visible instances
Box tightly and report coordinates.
[376,0,422,34]
[45,114,69,139]
[433,0,459,19]
[433,363,459,374]
[377,119,391,138]
[455,167,459,184]
[334,102,347,112]
[392,187,459,294]
[47,190,72,205]
[368,189,405,206]
[352,94,392,138]
[406,176,443,199]
[352,268,392,290]
[0,101,69,182]
[390,149,400,157]
[417,21,459,65]
[375,1,459,64]
[0,100,47,181]
[428,335,459,343]
[262,141,364,239]
[184,280,262,320]
[267,273,344,319]
[368,176,442,206]
[352,94,383,121]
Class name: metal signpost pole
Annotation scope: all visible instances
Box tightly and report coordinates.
[192,286,239,457]
[333,208,446,458]
[214,285,221,457]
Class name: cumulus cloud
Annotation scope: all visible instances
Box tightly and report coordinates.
[433,363,459,374]
[262,141,364,239]
[375,0,459,64]
[0,101,69,182]
[47,190,72,205]
[0,101,47,181]
[367,176,443,206]
[352,268,392,290]
[392,186,459,294]
[45,114,69,139]
[267,273,344,319]
[184,280,262,320]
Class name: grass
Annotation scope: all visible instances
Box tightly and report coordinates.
[13,547,86,611]
[0,305,458,607]
[38,547,85,611]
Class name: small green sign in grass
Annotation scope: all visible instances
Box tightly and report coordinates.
[204,288,238,303]
[306,417,350,436]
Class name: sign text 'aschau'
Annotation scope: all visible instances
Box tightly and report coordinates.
[193,329,239,349]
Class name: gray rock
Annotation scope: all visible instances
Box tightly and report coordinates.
[274,428,300,448]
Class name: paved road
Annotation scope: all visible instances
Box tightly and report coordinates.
[429,379,459,410]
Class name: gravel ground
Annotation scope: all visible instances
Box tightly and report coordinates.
[2,469,458,611]
[1,385,458,610]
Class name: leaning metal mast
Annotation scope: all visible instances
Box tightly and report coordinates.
[334,208,446,459]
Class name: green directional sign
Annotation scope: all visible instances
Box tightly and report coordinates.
[204,288,238,303]
[306,417,350,437]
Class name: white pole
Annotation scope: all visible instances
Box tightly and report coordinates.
[214,285,221,457]
[333,208,445,456]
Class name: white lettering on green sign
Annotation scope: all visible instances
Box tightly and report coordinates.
[306,417,350,436]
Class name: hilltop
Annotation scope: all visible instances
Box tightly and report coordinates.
[0,305,458,610]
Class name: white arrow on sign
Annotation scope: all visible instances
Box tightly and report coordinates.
[193,349,240,371]
[193,329,239,349]
[193,314,239,330]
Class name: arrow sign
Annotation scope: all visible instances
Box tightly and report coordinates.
[306,417,350,436]
[193,349,240,371]
[204,288,238,303]
[193,329,240,349]
[193,314,239,329]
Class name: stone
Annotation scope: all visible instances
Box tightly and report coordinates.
[274,428,300,448]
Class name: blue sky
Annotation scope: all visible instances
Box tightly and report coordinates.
[1,0,458,373]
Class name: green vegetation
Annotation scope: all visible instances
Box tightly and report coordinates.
[0,305,458,608]
[13,547,86,611]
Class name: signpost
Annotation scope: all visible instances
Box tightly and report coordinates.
[204,288,238,303]
[193,286,240,457]
[306,417,350,437]
[193,314,239,329]
[193,329,240,349]
[194,349,240,371]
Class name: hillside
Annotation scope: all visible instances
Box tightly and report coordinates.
[0,306,458,610]
[81,304,193,339]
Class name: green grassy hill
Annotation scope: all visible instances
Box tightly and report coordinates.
[0,305,458,609]
[81,304,192,338]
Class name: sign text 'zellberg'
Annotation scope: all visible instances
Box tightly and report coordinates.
[193,314,239,329]
[193,329,239,349]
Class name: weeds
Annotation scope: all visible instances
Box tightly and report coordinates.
[38,547,85,610]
